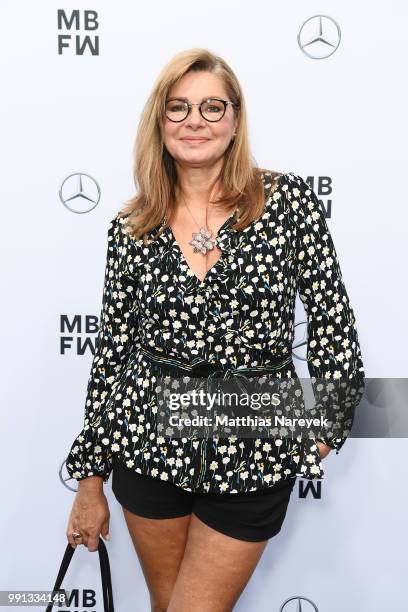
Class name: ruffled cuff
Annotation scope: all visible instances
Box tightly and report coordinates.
[65,427,113,483]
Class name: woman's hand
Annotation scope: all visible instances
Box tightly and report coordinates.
[66,476,111,552]
[317,440,332,460]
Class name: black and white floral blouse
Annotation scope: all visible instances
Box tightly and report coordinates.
[65,171,365,493]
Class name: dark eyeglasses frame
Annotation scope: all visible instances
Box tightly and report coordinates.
[164,97,240,123]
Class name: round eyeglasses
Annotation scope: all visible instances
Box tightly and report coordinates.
[165,97,240,123]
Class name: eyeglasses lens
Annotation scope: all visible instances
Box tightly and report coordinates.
[165,99,225,122]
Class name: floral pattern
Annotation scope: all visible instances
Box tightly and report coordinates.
[65,171,365,493]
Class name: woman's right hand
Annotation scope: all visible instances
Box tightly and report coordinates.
[316,440,332,460]
[66,476,111,552]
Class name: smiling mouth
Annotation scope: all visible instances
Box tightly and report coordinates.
[181,138,209,143]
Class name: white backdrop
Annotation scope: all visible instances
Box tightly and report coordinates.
[1,1,407,611]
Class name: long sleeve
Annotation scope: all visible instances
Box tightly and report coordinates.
[65,214,140,482]
[286,172,365,455]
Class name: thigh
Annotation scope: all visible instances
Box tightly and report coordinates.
[123,508,192,612]
[167,513,268,612]
[111,457,195,611]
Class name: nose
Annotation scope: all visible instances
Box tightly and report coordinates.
[184,103,206,127]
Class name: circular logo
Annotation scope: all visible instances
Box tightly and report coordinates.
[292,320,308,361]
[59,172,101,213]
[298,15,341,59]
[280,596,319,611]
[59,460,79,492]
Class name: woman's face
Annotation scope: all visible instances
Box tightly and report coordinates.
[162,71,238,169]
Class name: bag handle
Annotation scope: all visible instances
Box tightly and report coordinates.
[45,537,114,612]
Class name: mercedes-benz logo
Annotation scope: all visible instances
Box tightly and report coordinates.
[292,320,308,361]
[298,15,341,59]
[280,595,319,611]
[59,172,101,213]
[59,460,79,492]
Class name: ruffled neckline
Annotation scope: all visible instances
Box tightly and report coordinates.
[148,209,240,295]
[141,171,279,294]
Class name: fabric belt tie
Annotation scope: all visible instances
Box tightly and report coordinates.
[139,346,293,398]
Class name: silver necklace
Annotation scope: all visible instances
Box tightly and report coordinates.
[180,191,217,255]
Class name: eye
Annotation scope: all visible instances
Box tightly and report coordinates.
[203,99,224,114]
[166,101,187,112]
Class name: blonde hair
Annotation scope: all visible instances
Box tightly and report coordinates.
[119,48,282,243]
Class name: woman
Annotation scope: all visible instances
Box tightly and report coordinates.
[65,48,365,612]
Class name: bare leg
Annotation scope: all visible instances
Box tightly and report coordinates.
[167,513,269,612]
[122,506,192,612]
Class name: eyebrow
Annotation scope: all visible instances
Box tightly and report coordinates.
[166,96,223,102]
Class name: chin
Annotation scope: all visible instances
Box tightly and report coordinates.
[177,153,214,165]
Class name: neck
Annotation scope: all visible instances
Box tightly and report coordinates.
[174,160,223,205]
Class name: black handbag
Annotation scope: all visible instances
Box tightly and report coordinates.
[45,537,114,612]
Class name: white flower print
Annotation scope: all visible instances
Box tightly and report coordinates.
[65,171,365,492]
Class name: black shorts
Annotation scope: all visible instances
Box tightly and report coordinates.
[111,456,297,542]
